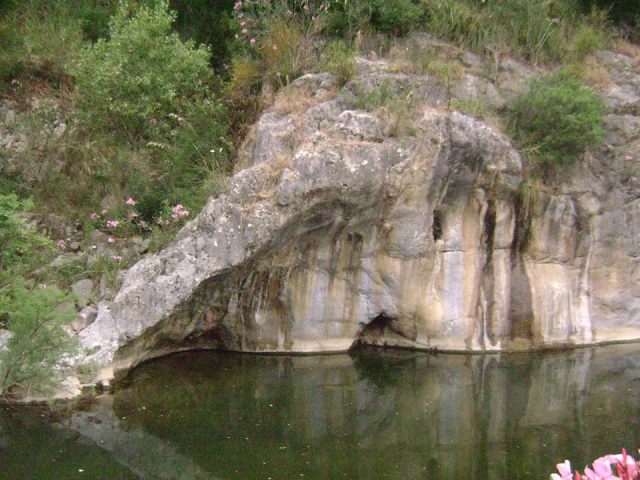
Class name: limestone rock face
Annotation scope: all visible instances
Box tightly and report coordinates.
[80,46,640,378]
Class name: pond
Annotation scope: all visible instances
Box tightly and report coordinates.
[2,344,640,479]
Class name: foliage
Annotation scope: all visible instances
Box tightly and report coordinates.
[508,69,606,171]
[169,0,236,70]
[346,78,419,137]
[230,0,331,90]
[324,0,428,39]
[316,39,356,85]
[0,281,77,398]
[368,0,428,36]
[0,194,54,274]
[70,0,214,142]
[0,0,85,93]
[421,0,587,65]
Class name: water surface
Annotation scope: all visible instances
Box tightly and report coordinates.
[2,344,640,479]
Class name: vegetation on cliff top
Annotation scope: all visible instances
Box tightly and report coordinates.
[0,0,637,397]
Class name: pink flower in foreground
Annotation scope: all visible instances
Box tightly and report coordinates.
[552,460,574,480]
[107,237,115,243]
[101,209,108,215]
[106,220,119,228]
[552,450,640,480]
[583,456,615,479]
[608,449,639,480]
[111,255,122,262]
[126,197,136,205]
[242,28,248,34]
[57,240,66,249]
[90,212,100,220]
[626,156,633,161]
[250,38,256,44]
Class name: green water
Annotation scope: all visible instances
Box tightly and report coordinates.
[2,344,640,479]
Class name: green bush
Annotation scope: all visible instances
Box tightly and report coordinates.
[369,0,427,36]
[509,69,607,169]
[70,0,214,141]
[422,0,590,64]
[0,0,85,92]
[0,194,53,274]
[317,39,357,85]
[0,281,77,397]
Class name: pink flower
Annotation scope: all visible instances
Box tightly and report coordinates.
[242,28,248,34]
[626,155,633,161]
[101,209,108,215]
[273,45,278,50]
[129,212,138,218]
[609,450,638,479]
[106,220,119,228]
[303,4,309,10]
[90,213,100,220]
[250,38,256,44]
[237,13,243,18]
[551,460,574,480]
[149,118,157,125]
[585,456,615,479]
[157,217,164,225]
[126,197,136,205]
[107,237,115,243]
[57,240,66,249]
[240,21,246,26]
[111,255,122,262]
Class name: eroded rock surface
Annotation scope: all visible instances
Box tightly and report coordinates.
[79,45,640,379]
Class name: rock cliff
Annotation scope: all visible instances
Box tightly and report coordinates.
[79,38,640,379]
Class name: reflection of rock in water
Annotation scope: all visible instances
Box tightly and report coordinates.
[64,345,640,480]
[61,402,217,480]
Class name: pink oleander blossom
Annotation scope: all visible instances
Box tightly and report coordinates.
[552,450,640,480]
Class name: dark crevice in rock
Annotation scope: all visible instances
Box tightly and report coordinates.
[508,256,534,342]
[432,209,443,241]
[483,199,497,274]
[482,198,497,344]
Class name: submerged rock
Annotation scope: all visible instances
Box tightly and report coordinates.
[79,48,640,381]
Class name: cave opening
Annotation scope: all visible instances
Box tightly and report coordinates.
[350,312,396,351]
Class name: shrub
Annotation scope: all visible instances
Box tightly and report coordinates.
[317,39,356,85]
[369,0,427,36]
[70,0,214,142]
[508,69,606,170]
[0,0,84,93]
[0,281,77,398]
[421,0,597,65]
[0,194,53,274]
[230,0,332,89]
